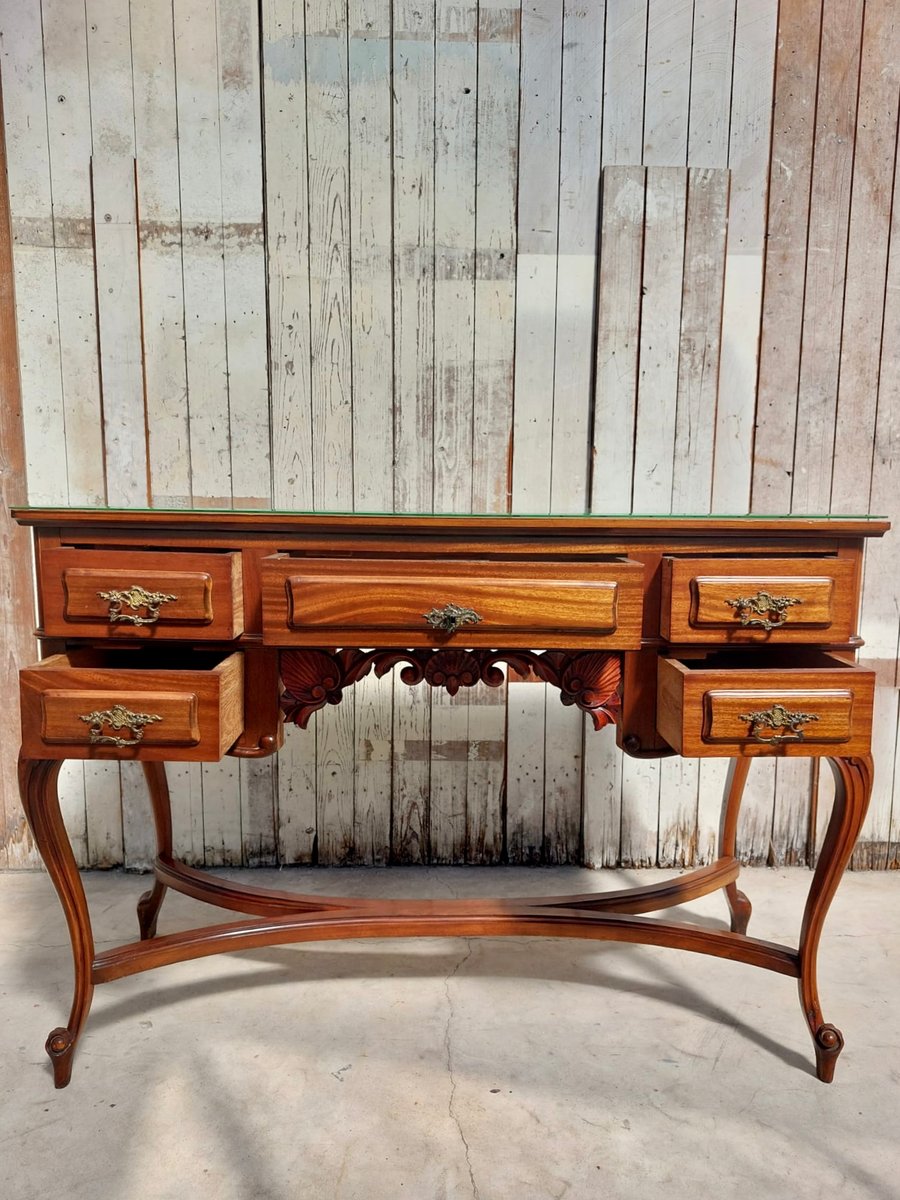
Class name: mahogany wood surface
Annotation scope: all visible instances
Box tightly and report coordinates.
[40,547,244,641]
[263,554,644,648]
[12,508,890,1087]
[657,651,875,757]
[661,555,858,643]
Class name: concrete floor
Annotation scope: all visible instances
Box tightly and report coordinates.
[1,865,899,1200]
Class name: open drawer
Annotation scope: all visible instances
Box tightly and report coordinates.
[38,548,244,640]
[657,650,875,757]
[261,555,645,649]
[20,650,244,761]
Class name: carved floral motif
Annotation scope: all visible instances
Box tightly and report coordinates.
[280,648,622,729]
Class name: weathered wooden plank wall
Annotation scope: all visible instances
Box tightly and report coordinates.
[1,0,898,872]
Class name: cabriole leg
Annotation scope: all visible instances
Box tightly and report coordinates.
[136,762,173,940]
[720,756,752,934]
[18,755,95,1089]
[798,755,872,1083]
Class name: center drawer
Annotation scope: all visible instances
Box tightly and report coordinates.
[261,556,644,648]
[657,649,874,757]
[20,649,244,761]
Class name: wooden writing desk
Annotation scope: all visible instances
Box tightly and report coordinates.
[13,508,890,1087]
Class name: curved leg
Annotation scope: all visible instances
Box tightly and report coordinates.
[18,755,95,1089]
[136,762,173,940]
[719,757,752,934]
[798,755,873,1083]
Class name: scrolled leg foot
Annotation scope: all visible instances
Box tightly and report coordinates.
[813,1023,844,1084]
[46,1027,79,1089]
[137,880,168,941]
[725,883,752,935]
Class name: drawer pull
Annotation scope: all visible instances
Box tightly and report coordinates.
[739,702,819,744]
[97,584,178,626]
[725,590,801,631]
[422,603,483,635]
[78,704,163,747]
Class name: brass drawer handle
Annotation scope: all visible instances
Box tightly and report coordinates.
[422,603,483,635]
[739,703,819,744]
[97,584,178,626]
[79,704,163,747]
[725,590,801,630]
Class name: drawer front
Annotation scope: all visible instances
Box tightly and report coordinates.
[20,652,244,761]
[262,557,644,648]
[703,689,853,746]
[656,653,874,757]
[660,557,857,643]
[40,549,244,640]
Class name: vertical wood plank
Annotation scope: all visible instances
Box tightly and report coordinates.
[2,4,68,506]
[602,0,646,166]
[349,0,394,865]
[392,0,435,515]
[643,0,693,166]
[277,724,318,865]
[671,167,729,512]
[0,65,37,868]
[167,761,205,865]
[174,0,243,864]
[545,1,606,865]
[710,0,779,855]
[173,0,231,506]
[752,0,822,514]
[858,97,900,866]
[508,0,562,862]
[471,0,519,515]
[42,0,116,867]
[349,0,393,514]
[852,688,898,870]
[510,0,562,513]
[550,0,604,515]
[307,0,354,512]
[626,165,687,867]
[131,0,192,509]
[86,0,148,507]
[506,678,545,864]
[429,0,477,865]
[261,0,318,863]
[688,0,737,167]
[41,0,104,507]
[3,4,88,864]
[130,0,197,866]
[791,0,863,514]
[592,165,645,514]
[830,0,900,513]
[631,166,686,513]
[711,0,778,513]
[217,0,271,509]
[263,0,314,512]
[306,0,356,865]
[391,0,435,862]
[829,1,900,871]
[467,0,520,865]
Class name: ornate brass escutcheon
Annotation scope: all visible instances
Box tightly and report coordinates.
[724,590,801,631]
[422,603,483,635]
[739,702,819,744]
[97,584,178,626]
[79,704,163,747]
